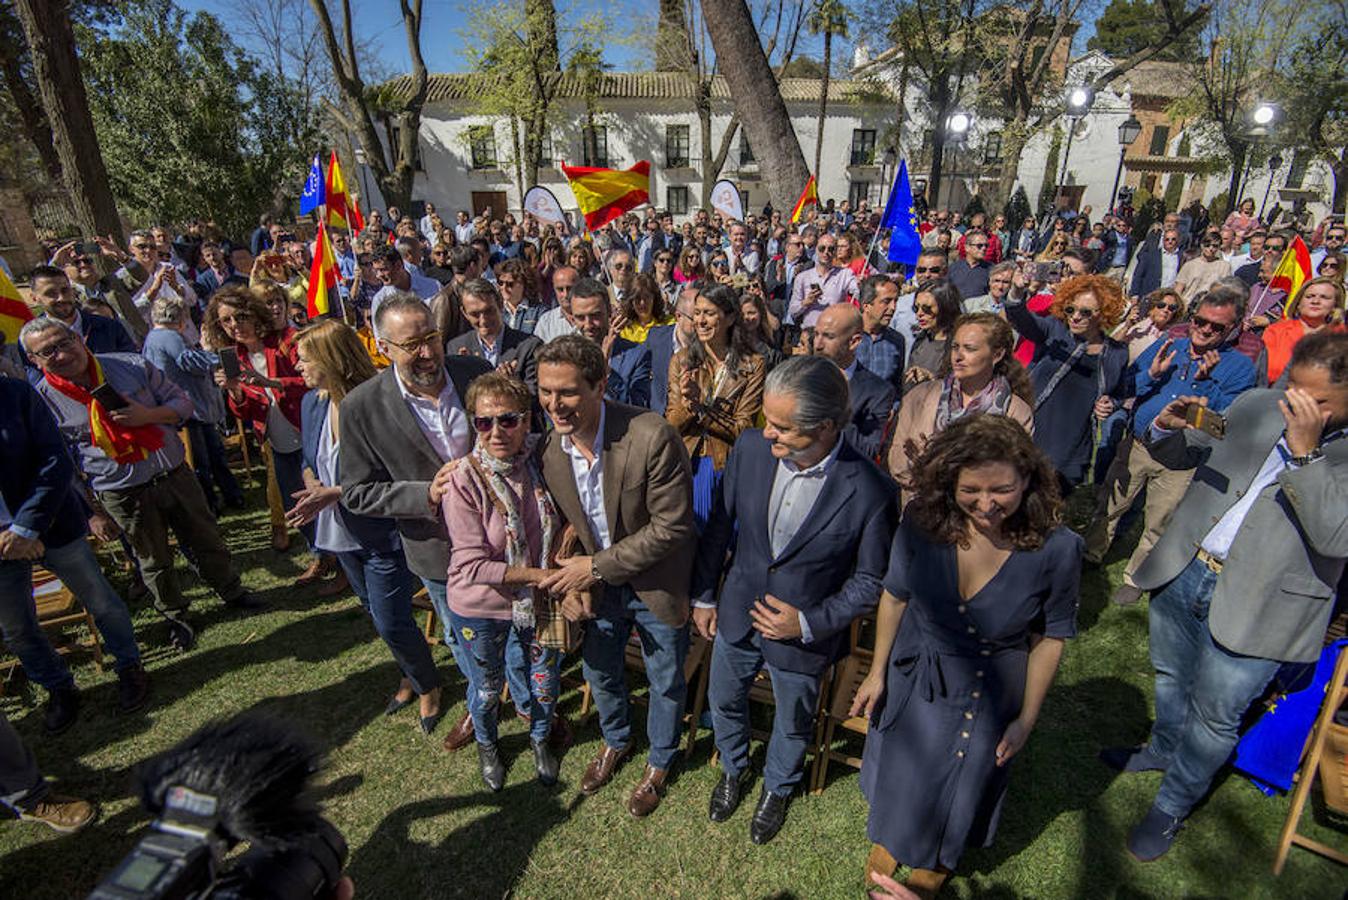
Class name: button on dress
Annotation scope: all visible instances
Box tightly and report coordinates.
[860,519,1081,870]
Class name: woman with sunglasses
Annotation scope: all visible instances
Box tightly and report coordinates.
[1036,233,1070,262]
[1113,288,1186,364]
[674,244,706,284]
[888,313,1034,493]
[1316,250,1345,286]
[441,373,564,790]
[1261,277,1347,384]
[495,257,546,335]
[288,320,444,730]
[651,248,679,306]
[905,280,964,386]
[1005,274,1131,489]
[618,272,674,344]
[1174,232,1232,305]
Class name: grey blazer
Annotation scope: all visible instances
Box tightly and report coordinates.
[338,357,493,580]
[1132,388,1348,663]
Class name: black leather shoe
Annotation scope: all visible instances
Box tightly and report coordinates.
[531,738,559,786]
[116,666,150,713]
[43,687,80,734]
[708,769,751,823]
[163,612,196,653]
[225,591,267,611]
[749,789,789,845]
[478,742,506,792]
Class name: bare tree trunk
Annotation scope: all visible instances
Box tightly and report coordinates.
[926,78,953,208]
[814,31,831,177]
[0,33,61,183]
[1331,147,1347,215]
[1225,139,1248,219]
[700,0,810,211]
[13,0,122,239]
[993,119,1029,211]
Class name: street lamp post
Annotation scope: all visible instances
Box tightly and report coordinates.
[880,146,897,211]
[1233,102,1281,213]
[1259,153,1284,221]
[1057,87,1096,197]
[1108,114,1143,216]
[941,112,972,210]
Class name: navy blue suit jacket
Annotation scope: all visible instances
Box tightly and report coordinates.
[606,336,652,409]
[300,390,401,554]
[82,311,138,354]
[1129,246,1180,299]
[0,377,87,549]
[847,364,897,461]
[646,324,676,414]
[693,431,899,675]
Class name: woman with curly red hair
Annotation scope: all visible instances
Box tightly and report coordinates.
[1004,274,1131,490]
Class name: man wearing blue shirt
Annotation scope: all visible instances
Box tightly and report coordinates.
[1086,290,1256,605]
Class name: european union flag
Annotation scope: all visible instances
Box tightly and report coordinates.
[299,154,325,215]
[881,160,922,267]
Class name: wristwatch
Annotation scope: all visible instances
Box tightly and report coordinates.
[590,561,604,583]
[1288,448,1323,467]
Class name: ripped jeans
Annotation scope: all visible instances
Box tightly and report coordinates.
[446,610,561,745]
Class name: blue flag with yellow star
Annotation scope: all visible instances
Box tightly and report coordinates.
[881,160,922,267]
[299,154,325,216]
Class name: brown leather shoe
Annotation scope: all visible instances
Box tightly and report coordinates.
[316,569,350,597]
[626,765,670,818]
[441,712,475,752]
[18,794,96,833]
[580,743,633,795]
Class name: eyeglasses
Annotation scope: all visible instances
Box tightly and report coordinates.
[383,329,442,354]
[218,312,255,325]
[968,242,988,249]
[498,278,516,288]
[29,336,79,361]
[914,265,944,275]
[1190,314,1230,333]
[816,245,837,254]
[1063,305,1097,319]
[472,412,525,433]
[656,256,672,264]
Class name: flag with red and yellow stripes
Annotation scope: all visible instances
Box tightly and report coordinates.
[1275,236,1314,316]
[790,175,819,224]
[0,264,33,343]
[307,221,340,319]
[561,160,651,230]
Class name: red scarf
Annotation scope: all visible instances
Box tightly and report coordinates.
[45,355,165,464]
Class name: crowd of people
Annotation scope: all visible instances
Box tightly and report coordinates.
[1,191,1345,898]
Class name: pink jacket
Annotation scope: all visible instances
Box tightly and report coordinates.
[442,458,545,620]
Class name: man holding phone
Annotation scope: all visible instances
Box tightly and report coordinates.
[787,234,859,329]
[1105,331,1348,861]
[20,319,259,653]
[1085,290,1256,606]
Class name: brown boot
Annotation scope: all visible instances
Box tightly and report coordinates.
[441,712,475,752]
[18,794,97,833]
[905,867,950,900]
[271,525,290,552]
[626,765,670,818]
[580,743,633,795]
[865,843,898,888]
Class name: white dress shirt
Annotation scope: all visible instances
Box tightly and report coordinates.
[561,403,611,551]
[393,367,471,463]
[312,406,360,553]
[533,306,579,343]
[455,222,475,244]
[767,440,841,642]
[1159,251,1181,288]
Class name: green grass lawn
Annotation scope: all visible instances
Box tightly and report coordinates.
[1,493,1345,899]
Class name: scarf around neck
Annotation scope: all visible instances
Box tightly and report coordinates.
[45,354,165,464]
[933,372,1014,433]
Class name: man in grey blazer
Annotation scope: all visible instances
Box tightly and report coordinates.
[1104,330,1348,861]
[445,278,542,395]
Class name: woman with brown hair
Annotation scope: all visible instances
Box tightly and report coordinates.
[495,256,546,335]
[288,320,442,730]
[1261,276,1346,384]
[674,244,707,284]
[618,273,674,344]
[854,414,1081,898]
[567,242,598,279]
[1112,287,1186,364]
[888,313,1035,491]
[1004,273,1131,489]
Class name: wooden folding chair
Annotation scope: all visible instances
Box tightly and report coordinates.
[178,428,194,468]
[1273,641,1348,874]
[222,417,256,485]
[0,568,105,697]
[412,586,443,646]
[809,648,874,793]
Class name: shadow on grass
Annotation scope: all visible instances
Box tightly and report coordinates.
[347,782,586,898]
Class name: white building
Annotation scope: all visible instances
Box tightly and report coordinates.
[377,72,901,222]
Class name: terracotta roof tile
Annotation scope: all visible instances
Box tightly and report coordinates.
[384,72,890,105]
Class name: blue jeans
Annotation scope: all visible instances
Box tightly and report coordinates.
[186,420,243,507]
[582,587,689,770]
[419,577,531,707]
[708,631,823,796]
[1147,556,1281,818]
[446,611,561,745]
[335,549,439,695]
[0,536,141,692]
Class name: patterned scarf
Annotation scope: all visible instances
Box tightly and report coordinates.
[44,354,165,464]
[466,436,559,629]
[933,372,1014,433]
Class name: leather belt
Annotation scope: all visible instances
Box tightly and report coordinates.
[1195,548,1224,574]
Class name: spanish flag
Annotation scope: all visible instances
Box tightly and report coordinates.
[0,264,33,343]
[790,175,818,224]
[1274,236,1314,316]
[325,150,365,231]
[562,160,650,230]
[307,221,340,319]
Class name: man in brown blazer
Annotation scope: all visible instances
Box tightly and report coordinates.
[535,334,697,818]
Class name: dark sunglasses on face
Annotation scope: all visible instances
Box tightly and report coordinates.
[916,304,938,315]
[914,265,943,275]
[1201,241,1220,248]
[1190,314,1229,333]
[1064,305,1097,319]
[1154,302,1180,312]
[473,412,524,433]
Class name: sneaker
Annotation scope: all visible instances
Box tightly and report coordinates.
[18,794,96,833]
[1112,584,1144,606]
[164,613,196,653]
[1128,804,1185,861]
[116,665,150,713]
[43,687,80,734]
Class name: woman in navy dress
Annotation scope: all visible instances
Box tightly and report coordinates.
[852,414,1081,898]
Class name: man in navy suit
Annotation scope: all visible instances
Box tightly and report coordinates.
[28,266,136,356]
[645,282,699,415]
[445,279,543,395]
[0,375,147,734]
[692,356,898,844]
[811,304,896,460]
[569,278,651,407]
[1129,228,1184,300]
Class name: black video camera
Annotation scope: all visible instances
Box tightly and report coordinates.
[88,713,347,900]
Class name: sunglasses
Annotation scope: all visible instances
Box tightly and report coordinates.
[1154,302,1180,312]
[968,242,988,249]
[915,304,938,315]
[1190,314,1230,333]
[816,245,837,254]
[914,265,943,275]
[473,412,525,433]
[1064,305,1097,319]
[219,312,255,324]
[1201,241,1220,248]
